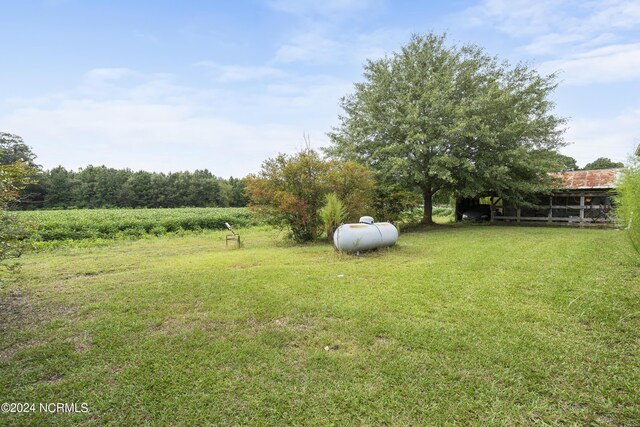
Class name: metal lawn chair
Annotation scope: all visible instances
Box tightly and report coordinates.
[225,222,241,248]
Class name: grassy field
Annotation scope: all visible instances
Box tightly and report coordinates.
[1,225,639,425]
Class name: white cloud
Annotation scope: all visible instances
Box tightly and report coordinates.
[1,99,309,176]
[540,43,640,85]
[458,0,563,36]
[84,68,136,84]
[463,0,640,41]
[582,0,640,32]
[0,69,340,176]
[274,32,343,64]
[563,109,640,166]
[273,28,406,65]
[458,0,640,85]
[353,28,405,62]
[268,0,401,66]
[523,32,590,56]
[194,61,286,82]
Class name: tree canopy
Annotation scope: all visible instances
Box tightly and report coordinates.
[24,166,249,210]
[583,157,624,170]
[554,154,578,172]
[0,132,38,167]
[0,132,251,210]
[327,33,566,223]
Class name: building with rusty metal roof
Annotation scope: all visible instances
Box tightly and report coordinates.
[550,168,622,190]
[492,168,623,224]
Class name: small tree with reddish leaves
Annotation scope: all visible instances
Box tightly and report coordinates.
[245,149,374,242]
[0,159,37,272]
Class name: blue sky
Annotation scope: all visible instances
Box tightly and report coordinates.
[1,0,639,177]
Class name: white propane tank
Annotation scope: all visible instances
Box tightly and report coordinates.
[333,217,398,252]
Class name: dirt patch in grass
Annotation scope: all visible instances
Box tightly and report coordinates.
[0,288,28,328]
[0,285,86,364]
[373,335,393,348]
[272,316,314,331]
[0,338,49,362]
[67,332,93,353]
[230,262,262,270]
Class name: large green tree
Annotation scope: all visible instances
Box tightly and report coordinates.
[327,33,566,224]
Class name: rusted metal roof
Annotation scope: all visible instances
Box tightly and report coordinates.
[551,168,623,190]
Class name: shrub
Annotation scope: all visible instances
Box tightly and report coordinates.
[0,213,34,272]
[616,162,640,254]
[319,193,347,243]
[0,159,37,271]
[245,149,374,242]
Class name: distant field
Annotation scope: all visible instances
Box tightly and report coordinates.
[16,208,256,244]
[1,226,638,425]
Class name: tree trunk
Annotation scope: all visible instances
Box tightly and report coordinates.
[327,226,336,244]
[422,188,434,225]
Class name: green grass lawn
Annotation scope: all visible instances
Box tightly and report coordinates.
[1,225,639,425]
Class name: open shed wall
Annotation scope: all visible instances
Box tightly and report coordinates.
[456,169,622,226]
[493,190,616,224]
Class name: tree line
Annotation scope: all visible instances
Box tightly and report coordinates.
[20,166,249,210]
[0,132,249,210]
[0,132,251,210]
[557,154,624,172]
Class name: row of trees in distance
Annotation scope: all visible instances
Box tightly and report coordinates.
[0,133,249,210]
[24,166,249,210]
[557,154,624,171]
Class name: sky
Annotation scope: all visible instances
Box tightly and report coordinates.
[1,0,639,177]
